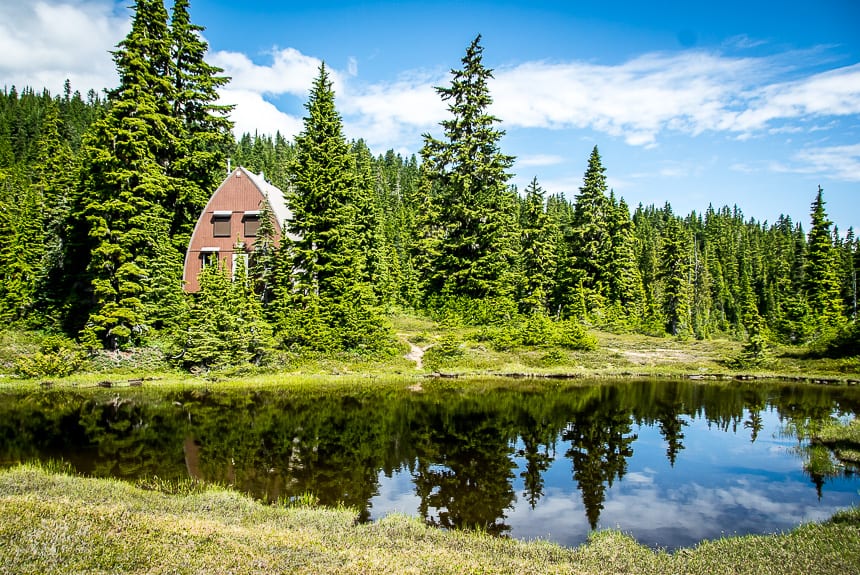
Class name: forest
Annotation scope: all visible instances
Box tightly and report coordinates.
[0,0,857,374]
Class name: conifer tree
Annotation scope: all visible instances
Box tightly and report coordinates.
[569,146,611,314]
[248,197,278,307]
[65,0,231,348]
[166,0,233,245]
[660,214,692,336]
[605,193,645,321]
[282,64,389,352]
[286,64,360,301]
[71,0,176,348]
[805,186,844,332]
[0,168,43,322]
[518,177,556,315]
[31,102,77,299]
[418,35,517,303]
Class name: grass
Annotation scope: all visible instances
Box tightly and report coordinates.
[1,311,857,387]
[813,418,860,465]
[1,464,858,575]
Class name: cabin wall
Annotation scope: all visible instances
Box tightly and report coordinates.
[183,169,282,292]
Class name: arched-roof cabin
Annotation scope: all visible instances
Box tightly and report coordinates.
[183,166,292,292]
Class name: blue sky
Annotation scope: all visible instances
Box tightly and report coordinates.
[2,0,859,232]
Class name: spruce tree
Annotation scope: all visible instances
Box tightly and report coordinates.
[418,35,517,303]
[605,193,645,322]
[805,186,844,332]
[248,197,278,308]
[71,0,176,348]
[569,146,612,314]
[166,0,233,245]
[282,64,389,352]
[65,0,231,348]
[660,214,692,336]
[518,177,557,315]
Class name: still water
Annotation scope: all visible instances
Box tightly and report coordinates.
[1,378,858,549]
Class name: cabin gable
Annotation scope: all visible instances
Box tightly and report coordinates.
[183,167,291,292]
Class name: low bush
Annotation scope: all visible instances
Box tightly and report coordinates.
[12,335,85,378]
[484,315,597,352]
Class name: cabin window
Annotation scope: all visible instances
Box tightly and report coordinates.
[212,212,231,237]
[199,249,220,271]
[243,214,260,237]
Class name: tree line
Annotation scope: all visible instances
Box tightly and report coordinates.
[0,0,857,370]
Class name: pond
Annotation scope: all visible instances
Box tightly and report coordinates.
[1,378,858,549]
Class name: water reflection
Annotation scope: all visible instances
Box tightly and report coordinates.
[1,379,858,549]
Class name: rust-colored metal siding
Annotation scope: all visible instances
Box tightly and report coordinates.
[183,168,283,292]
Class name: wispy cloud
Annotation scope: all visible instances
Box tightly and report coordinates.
[516,154,566,167]
[490,53,860,147]
[784,144,860,181]
[210,47,326,96]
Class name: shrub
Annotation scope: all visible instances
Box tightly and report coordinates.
[12,335,85,378]
[424,334,464,370]
[14,348,83,378]
[555,320,598,350]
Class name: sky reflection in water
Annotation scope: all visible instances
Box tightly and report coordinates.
[371,408,859,549]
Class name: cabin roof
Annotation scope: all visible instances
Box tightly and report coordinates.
[239,166,291,230]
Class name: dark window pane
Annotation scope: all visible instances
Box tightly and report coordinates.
[244,216,260,237]
[213,215,231,237]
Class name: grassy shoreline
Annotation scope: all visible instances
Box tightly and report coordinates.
[1,465,858,575]
[3,314,858,389]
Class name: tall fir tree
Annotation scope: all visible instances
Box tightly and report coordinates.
[418,35,517,303]
[248,196,278,308]
[282,64,389,352]
[71,0,176,348]
[65,0,232,347]
[166,0,233,246]
[568,146,612,315]
[659,214,692,336]
[518,177,557,315]
[605,193,645,321]
[805,186,844,333]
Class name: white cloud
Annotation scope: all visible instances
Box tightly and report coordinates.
[490,52,758,147]
[210,47,324,96]
[517,154,566,167]
[339,73,447,150]
[730,64,860,133]
[787,144,860,181]
[489,52,860,147]
[0,0,129,95]
[218,89,303,140]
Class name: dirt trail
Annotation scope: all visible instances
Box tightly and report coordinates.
[400,336,432,370]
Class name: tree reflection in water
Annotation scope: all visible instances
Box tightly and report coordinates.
[1,379,858,545]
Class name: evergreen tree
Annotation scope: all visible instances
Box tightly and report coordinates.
[418,35,517,303]
[286,64,360,302]
[660,214,692,336]
[569,146,612,314]
[70,0,176,348]
[605,193,645,321]
[166,0,234,245]
[282,64,390,352]
[0,168,43,322]
[805,186,844,333]
[248,197,278,308]
[30,102,78,325]
[518,177,556,315]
